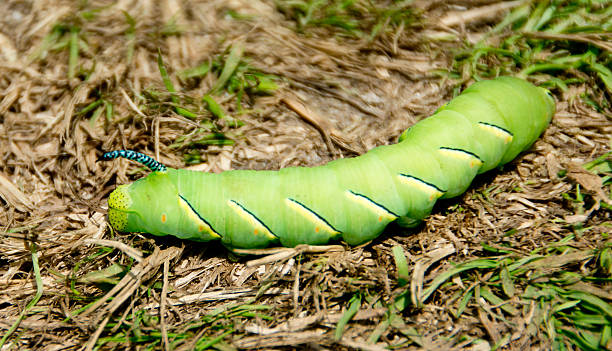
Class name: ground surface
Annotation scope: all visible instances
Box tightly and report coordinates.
[0,0,610,350]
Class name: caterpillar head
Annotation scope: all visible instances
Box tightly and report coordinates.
[107,184,133,232]
[107,171,220,242]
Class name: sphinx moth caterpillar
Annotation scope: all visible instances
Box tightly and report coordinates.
[102,77,555,249]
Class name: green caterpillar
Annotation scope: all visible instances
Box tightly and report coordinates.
[102,77,555,249]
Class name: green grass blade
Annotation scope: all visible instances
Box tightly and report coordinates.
[179,62,211,80]
[500,264,515,298]
[195,329,234,350]
[0,243,44,347]
[601,325,611,349]
[559,327,603,351]
[552,300,581,314]
[202,95,226,119]
[157,50,177,97]
[122,11,136,65]
[77,263,124,284]
[105,100,113,122]
[562,290,612,318]
[490,5,530,35]
[157,50,198,119]
[77,99,104,115]
[480,286,519,316]
[27,26,63,62]
[174,106,198,119]
[334,293,361,341]
[597,247,612,275]
[202,95,242,127]
[88,105,105,127]
[588,61,612,95]
[392,246,409,287]
[210,42,244,94]
[420,259,498,303]
[455,288,473,318]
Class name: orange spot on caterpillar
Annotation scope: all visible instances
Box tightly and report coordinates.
[378,216,382,222]
[161,214,167,223]
[315,227,320,233]
[199,225,204,232]
[254,229,259,235]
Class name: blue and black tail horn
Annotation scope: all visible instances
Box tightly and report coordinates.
[100,150,167,172]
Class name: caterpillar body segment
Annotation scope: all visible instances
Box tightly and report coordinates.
[104,77,555,249]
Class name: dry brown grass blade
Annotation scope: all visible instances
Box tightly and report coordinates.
[439,0,524,27]
[0,171,33,211]
[233,330,326,349]
[411,244,455,306]
[234,244,345,267]
[567,162,611,207]
[142,287,290,309]
[477,306,501,345]
[525,249,594,270]
[160,259,170,351]
[119,87,146,118]
[82,246,182,350]
[281,94,355,155]
[81,246,182,317]
[0,82,19,116]
[82,239,144,262]
[284,75,384,119]
[567,281,612,300]
[339,338,389,351]
[245,308,387,335]
[1,0,610,349]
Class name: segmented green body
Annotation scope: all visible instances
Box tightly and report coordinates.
[106,77,555,249]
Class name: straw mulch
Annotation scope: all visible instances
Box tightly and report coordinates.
[0,1,610,350]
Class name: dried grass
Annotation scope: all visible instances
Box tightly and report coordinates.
[0,0,610,350]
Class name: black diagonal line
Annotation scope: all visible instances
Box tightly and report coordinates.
[287,198,340,233]
[229,200,278,238]
[478,122,514,136]
[347,190,399,217]
[178,194,221,236]
[398,174,446,193]
[439,147,483,162]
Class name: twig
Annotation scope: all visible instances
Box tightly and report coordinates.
[120,87,146,117]
[233,245,345,267]
[84,314,111,351]
[287,77,382,119]
[160,260,170,351]
[83,238,144,262]
[281,95,342,156]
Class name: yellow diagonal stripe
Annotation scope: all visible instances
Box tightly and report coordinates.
[438,148,483,168]
[178,196,221,238]
[285,198,340,235]
[345,191,398,222]
[227,200,278,239]
[478,122,513,144]
[397,174,444,202]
